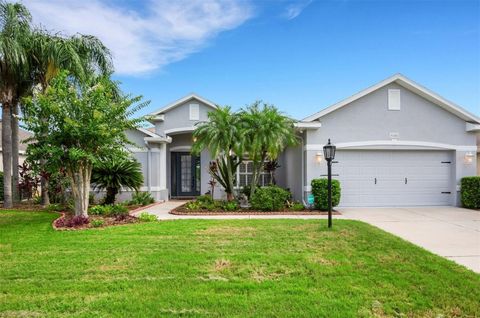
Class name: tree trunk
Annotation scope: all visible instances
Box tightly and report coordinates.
[40,161,50,207]
[67,163,92,217]
[11,102,19,202]
[105,187,117,205]
[2,103,13,208]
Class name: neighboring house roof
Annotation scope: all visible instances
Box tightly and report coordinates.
[0,121,33,153]
[149,93,217,116]
[303,73,480,124]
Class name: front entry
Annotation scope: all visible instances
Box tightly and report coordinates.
[171,152,201,197]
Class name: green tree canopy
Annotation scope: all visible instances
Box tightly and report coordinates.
[23,71,147,216]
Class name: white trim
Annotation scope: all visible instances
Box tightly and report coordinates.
[137,127,159,138]
[189,103,200,120]
[388,89,401,111]
[303,73,480,123]
[294,122,322,130]
[150,114,165,122]
[304,140,477,151]
[149,93,217,116]
[304,185,311,192]
[169,146,192,152]
[466,122,480,132]
[144,136,172,144]
[164,126,196,135]
[139,186,167,192]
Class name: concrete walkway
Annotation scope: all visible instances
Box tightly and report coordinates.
[137,202,480,273]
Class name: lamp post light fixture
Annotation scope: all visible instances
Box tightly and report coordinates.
[323,139,336,228]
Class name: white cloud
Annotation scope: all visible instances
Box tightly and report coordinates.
[283,0,312,20]
[23,0,253,75]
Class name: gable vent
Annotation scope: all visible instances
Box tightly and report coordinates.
[189,103,200,120]
[388,89,401,111]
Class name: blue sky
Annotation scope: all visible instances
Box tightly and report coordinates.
[26,0,479,119]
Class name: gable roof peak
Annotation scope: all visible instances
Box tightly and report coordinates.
[303,74,480,124]
[149,93,217,116]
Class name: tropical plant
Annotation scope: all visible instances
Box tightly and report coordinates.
[128,191,155,206]
[17,161,40,200]
[137,212,157,222]
[0,1,31,207]
[263,159,280,185]
[91,153,143,205]
[192,106,244,201]
[240,102,298,197]
[23,71,146,217]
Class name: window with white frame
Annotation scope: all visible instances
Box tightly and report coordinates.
[236,161,271,188]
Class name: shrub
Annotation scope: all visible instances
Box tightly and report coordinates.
[55,215,89,228]
[88,204,129,216]
[185,200,202,210]
[461,176,480,209]
[288,201,305,211]
[46,203,64,212]
[250,186,291,211]
[311,179,341,211]
[91,219,105,227]
[129,192,155,206]
[138,212,157,222]
[222,200,239,211]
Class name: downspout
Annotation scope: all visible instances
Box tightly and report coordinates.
[300,132,307,207]
[144,140,151,193]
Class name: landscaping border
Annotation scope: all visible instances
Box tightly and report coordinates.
[170,209,341,216]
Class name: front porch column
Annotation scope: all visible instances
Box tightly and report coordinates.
[159,142,167,190]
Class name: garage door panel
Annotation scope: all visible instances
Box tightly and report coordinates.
[334,150,453,207]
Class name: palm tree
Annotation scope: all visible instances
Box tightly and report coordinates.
[0,1,31,207]
[91,155,144,205]
[26,30,113,206]
[192,106,244,200]
[240,102,298,197]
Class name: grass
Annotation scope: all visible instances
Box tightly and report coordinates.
[1,210,479,318]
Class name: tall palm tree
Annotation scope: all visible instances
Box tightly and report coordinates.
[240,102,298,197]
[26,30,113,206]
[192,106,244,200]
[0,1,31,207]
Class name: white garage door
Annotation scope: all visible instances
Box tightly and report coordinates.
[334,150,453,207]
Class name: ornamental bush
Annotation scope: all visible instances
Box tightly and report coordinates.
[250,186,291,211]
[311,179,341,211]
[461,176,480,209]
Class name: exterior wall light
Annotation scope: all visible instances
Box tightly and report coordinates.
[315,152,323,163]
[464,152,474,164]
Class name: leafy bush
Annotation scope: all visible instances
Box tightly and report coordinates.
[250,186,291,211]
[46,203,64,212]
[138,212,157,222]
[288,201,305,211]
[90,219,105,228]
[461,176,480,209]
[222,200,239,211]
[196,195,214,204]
[311,179,341,211]
[88,204,129,216]
[129,192,155,206]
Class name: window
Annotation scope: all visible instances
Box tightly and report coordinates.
[189,103,200,120]
[236,161,271,188]
[388,89,401,110]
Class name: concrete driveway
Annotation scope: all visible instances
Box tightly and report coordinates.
[338,207,480,273]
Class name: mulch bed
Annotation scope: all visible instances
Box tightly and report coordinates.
[53,213,138,231]
[171,203,341,216]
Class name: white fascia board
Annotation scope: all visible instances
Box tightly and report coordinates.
[466,122,480,132]
[144,136,172,144]
[302,73,480,124]
[294,122,322,130]
[149,93,217,116]
[164,126,196,135]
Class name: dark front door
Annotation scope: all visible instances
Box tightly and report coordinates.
[171,152,201,197]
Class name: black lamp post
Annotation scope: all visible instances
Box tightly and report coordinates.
[323,139,336,228]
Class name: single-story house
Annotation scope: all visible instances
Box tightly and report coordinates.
[124,74,480,207]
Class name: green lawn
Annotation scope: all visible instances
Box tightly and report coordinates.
[1,211,479,318]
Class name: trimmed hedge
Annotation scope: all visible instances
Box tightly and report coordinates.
[311,178,341,211]
[461,176,480,209]
[250,186,291,211]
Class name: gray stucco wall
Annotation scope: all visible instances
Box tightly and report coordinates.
[155,100,214,135]
[303,83,478,206]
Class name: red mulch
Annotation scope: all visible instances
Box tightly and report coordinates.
[53,213,138,230]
